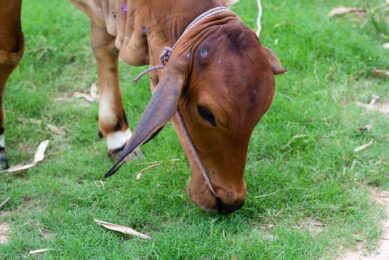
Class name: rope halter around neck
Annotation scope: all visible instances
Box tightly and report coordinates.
[134,7,232,198]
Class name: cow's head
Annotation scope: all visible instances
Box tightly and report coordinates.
[105,16,285,214]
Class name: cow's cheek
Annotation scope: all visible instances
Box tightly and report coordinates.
[187,175,217,212]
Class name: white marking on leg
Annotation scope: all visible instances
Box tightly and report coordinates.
[0,134,5,148]
[106,129,132,150]
[99,91,115,126]
[98,89,132,150]
[256,0,262,36]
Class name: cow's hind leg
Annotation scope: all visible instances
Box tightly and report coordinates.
[0,0,24,169]
[90,22,142,160]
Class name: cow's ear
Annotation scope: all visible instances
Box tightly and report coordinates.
[104,55,189,178]
[261,46,286,75]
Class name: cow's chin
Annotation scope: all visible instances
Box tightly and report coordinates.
[187,174,218,212]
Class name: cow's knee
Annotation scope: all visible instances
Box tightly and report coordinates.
[0,50,23,72]
[0,34,24,74]
[0,36,24,92]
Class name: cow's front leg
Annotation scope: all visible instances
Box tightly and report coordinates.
[90,22,142,160]
[0,0,24,169]
[0,65,14,170]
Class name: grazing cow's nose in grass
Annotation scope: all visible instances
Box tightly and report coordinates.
[217,199,245,215]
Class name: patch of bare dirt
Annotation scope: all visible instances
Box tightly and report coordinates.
[39,226,54,239]
[298,218,324,237]
[259,224,275,241]
[338,189,389,260]
[0,222,10,245]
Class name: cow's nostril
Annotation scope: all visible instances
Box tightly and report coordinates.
[216,199,245,215]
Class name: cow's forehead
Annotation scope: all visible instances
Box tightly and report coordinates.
[169,13,274,127]
[193,56,266,112]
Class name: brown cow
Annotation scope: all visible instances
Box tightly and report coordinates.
[1,0,284,214]
[0,0,24,169]
[71,0,285,214]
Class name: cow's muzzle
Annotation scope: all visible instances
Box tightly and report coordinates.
[216,197,245,215]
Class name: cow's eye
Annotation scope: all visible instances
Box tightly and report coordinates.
[197,105,216,127]
[199,46,208,58]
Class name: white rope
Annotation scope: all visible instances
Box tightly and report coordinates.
[256,0,262,36]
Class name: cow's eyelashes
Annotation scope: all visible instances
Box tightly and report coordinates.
[197,105,216,127]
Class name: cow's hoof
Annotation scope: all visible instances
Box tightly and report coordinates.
[0,153,9,170]
[108,146,144,162]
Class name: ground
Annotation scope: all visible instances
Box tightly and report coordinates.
[0,0,388,259]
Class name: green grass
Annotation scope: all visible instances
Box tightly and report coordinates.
[0,0,388,258]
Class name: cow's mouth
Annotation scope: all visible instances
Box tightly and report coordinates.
[216,197,244,215]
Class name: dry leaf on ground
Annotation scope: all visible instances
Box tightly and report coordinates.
[328,7,365,17]
[73,83,99,103]
[34,140,49,163]
[350,159,360,170]
[354,140,373,152]
[282,134,309,150]
[28,248,50,255]
[356,94,389,116]
[0,197,10,209]
[1,140,49,174]
[73,92,95,102]
[372,70,389,78]
[357,101,389,115]
[136,163,159,180]
[136,158,179,166]
[261,224,275,230]
[46,124,66,136]
[369,94,380,106]
[356,124,372,132]
[94,219,151,240]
